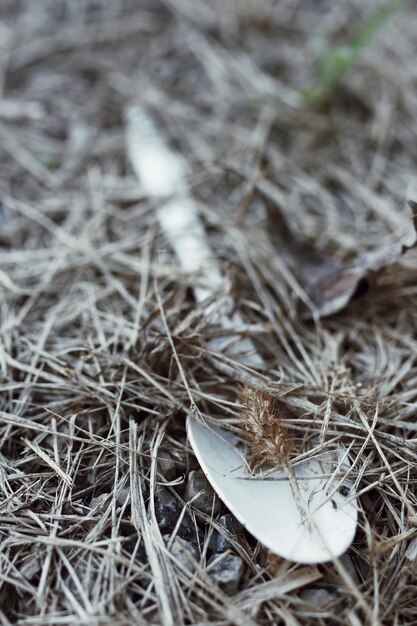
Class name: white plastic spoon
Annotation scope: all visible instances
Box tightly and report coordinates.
[126,106,358,563]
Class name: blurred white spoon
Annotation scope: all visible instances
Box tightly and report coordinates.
[125,106,358,563]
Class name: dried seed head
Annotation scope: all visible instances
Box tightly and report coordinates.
[239,385,293,471]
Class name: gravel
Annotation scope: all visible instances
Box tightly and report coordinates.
[207,554,246,594]
[208,513,244,555]
[185,470,221,516]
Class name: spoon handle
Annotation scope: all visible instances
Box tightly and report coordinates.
[126,106,261,366]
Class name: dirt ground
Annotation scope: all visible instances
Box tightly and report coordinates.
[1,1,417,624]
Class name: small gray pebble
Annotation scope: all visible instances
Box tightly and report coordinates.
[208,554,245,594]
[154,488,199,544]
[300,587,336,608]
[163,535,198,568]
[154,487,182,532]
[209,514,244,554]
[185,470,221,516]
[90,493,109,513]
[116,486,130,505]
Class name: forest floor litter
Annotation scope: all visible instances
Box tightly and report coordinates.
[1,1,417,624]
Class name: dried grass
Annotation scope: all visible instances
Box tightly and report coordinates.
[1,0,417,624]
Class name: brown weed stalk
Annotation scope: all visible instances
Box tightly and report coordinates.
[239,385,309,523]
[238,385,294,471]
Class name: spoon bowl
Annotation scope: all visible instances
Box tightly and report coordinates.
[188,418,358,563]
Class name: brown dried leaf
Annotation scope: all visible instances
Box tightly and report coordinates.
[267,200,417,318]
